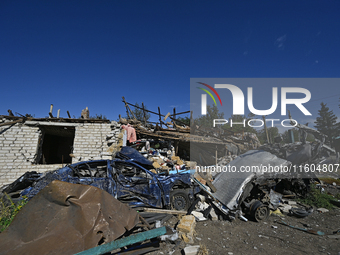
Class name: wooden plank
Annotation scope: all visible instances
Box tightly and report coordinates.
[143,208,187,215]
[75,227,166,255]
[49,104,54,118]
[172,107,176,126]
[158,107,162,128]
[171,110,191,116]
[163,112,171,121]
[126,101,166,117]
[0,119,23,127]
[122,96,137,120]
[142,102,147,126]
[139,215,151,230]
[123,99,190,127]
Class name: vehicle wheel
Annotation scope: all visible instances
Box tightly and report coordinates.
[250,200,269,222]
[2,191,23,205]
[170,190,189,211]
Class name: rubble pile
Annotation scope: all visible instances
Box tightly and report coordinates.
[1,104,340,254]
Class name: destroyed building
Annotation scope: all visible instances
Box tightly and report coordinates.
[0,115,124,187]
[0,99,261,187]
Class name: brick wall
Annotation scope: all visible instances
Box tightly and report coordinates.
[0,118,123,187]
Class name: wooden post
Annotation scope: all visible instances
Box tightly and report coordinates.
[216,145,218,167]
[142,102,147,126]
[122,97,137,120]
[49,104,54,118]
[7,109,14,116]
[158,107,162,128]
[173,107,176,126]
[67,111,71,118]
[174,140,179,155]
[126,108,131,119]
[57,109,60,118]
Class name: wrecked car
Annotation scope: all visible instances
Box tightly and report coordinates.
[195,149,316,222]
[196,122,338,222]
[1,158,199,211]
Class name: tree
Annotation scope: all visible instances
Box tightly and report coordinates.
[90,114,107,120]
[314,102,339,145]
[257,127,279,144]
[222,114,257,134]
[195,104,224,128]
[176,116,190,126]
[128,102,151,122]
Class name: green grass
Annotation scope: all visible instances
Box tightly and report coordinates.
[318,177,340,185]
[299,185,337,210]
[0,194,27,232]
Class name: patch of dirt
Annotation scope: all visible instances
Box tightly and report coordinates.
[152,207,340,255]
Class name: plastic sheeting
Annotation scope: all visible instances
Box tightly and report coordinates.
[0,180,139,255]
[116,146,153,167]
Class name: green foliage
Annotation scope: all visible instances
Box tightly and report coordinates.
[90,114,108,120]
[128,102,151,122]
[176,116,190,126]
[314,102,339,145]
[257,126,279,144]
[299,185,336,210]
[194,105,257,135]
[222,114,257,134]
[0,195,27,232]
[319,177,340,186]
[195,104,224,128]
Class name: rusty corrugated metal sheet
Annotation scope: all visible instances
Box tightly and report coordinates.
[0,180,139,255]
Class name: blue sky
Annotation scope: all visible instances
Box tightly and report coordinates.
[1,1,339,129]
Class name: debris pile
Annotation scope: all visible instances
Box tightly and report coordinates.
[1,103,340,254]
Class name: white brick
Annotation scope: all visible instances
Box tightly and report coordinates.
[4,136,15,140]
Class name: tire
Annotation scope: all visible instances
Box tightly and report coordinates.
[170,190,190,211]
[250,200,269,222]
[1,191,23,205]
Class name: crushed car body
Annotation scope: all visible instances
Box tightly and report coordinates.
[1,148,199,210]
[196,123,338,221]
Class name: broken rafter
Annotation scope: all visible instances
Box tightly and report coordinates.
[122,96,137,121]
[143,208,187,215]
[122,98,189,127]
[0,115,110,124]
[142,102,147,126]
[0,119,25,127]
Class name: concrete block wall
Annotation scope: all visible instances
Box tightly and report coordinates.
[0,119,123,187]
[0,121,59,186]
[72,122,114,162]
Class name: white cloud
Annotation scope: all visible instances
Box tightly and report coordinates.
[275,34,286,50]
